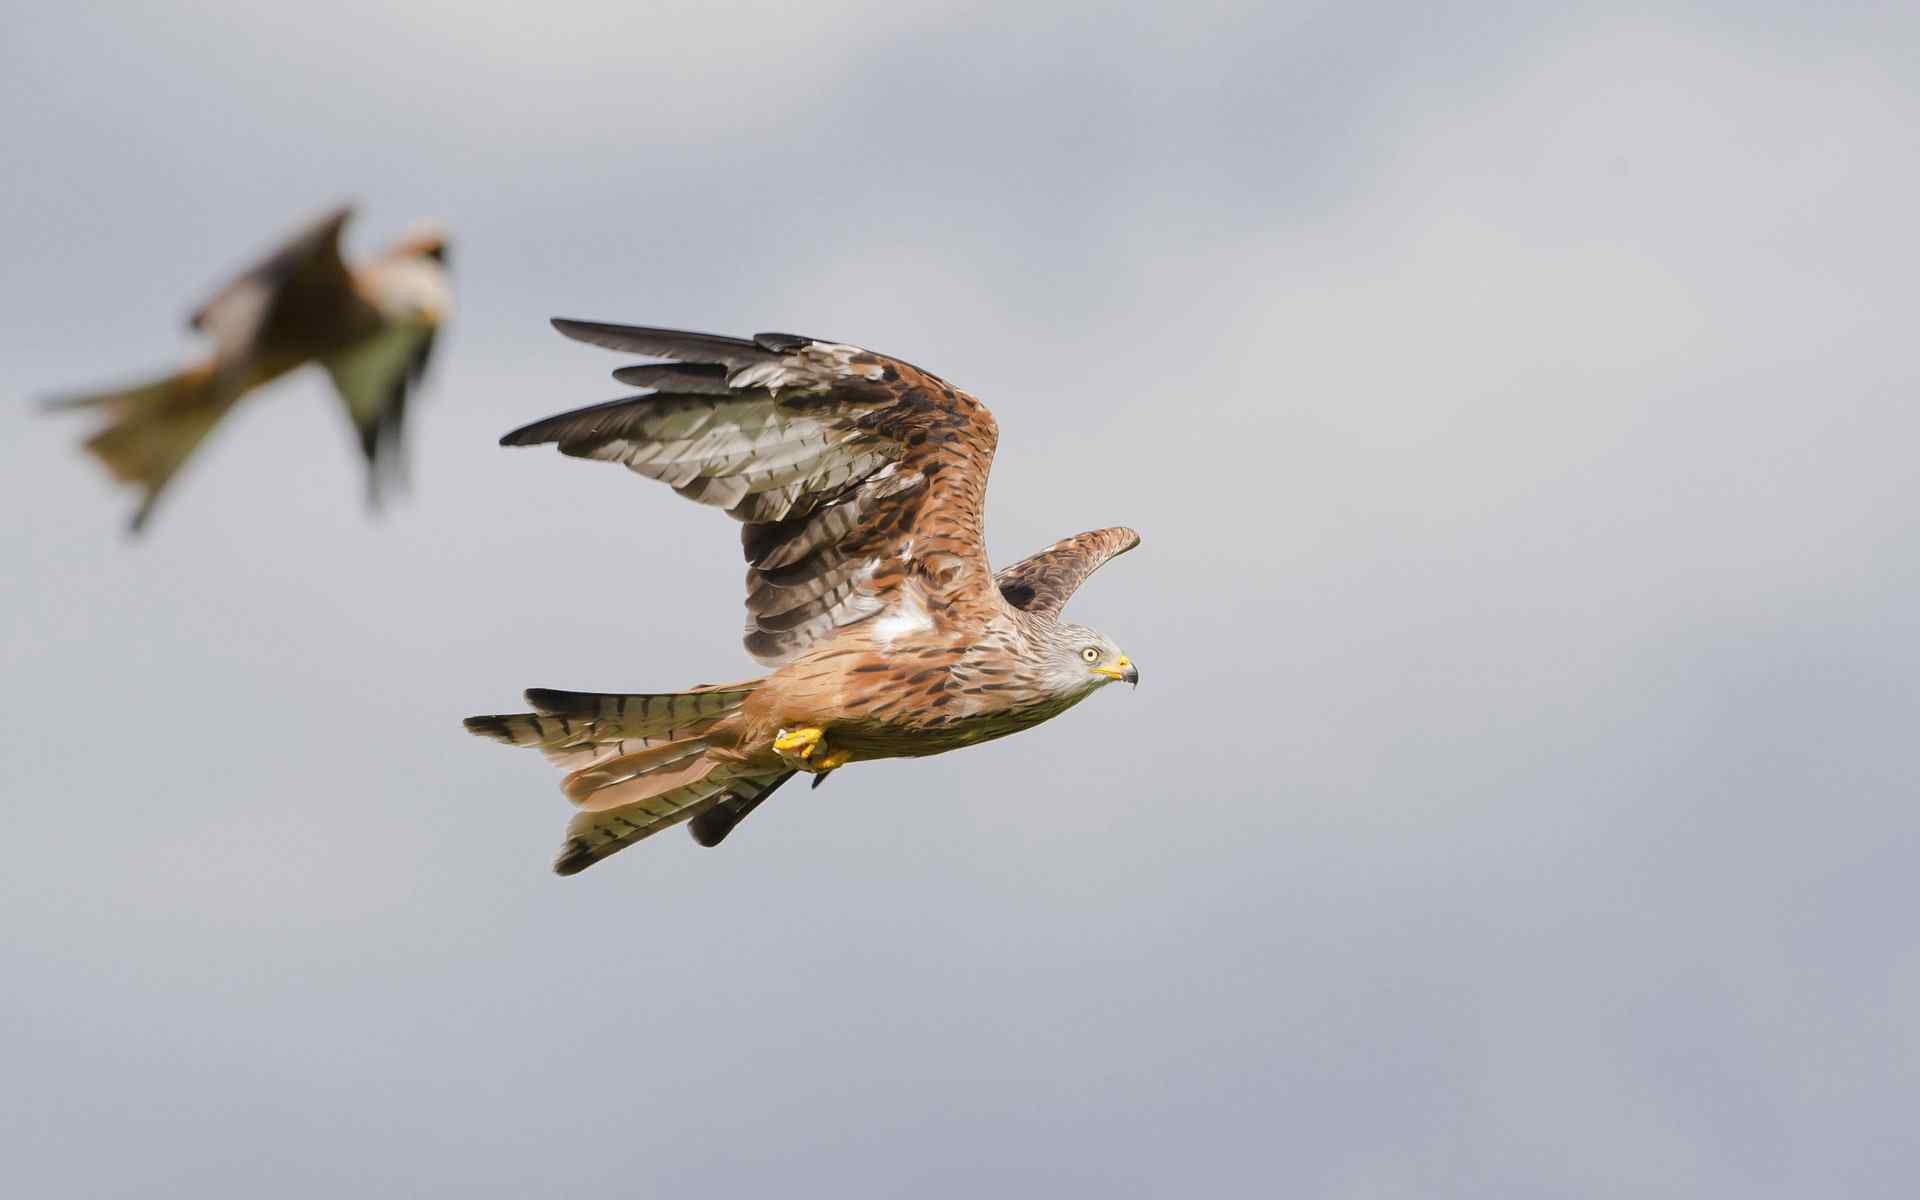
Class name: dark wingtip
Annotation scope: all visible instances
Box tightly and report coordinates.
[500,392,662,448]
[550,317,639,348]
[552,841,593,876]
[752,332,812,352]
[687,810,731,847]
[523,687,582,714]
[498,417,553,447]
[462,715,517,742]
[126,493,159,537]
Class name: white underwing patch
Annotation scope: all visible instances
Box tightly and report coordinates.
[871,584,934,645]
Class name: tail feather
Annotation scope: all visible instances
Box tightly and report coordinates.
[43,372,185,412]
[563,738,715,808]
[466,679,799,873]
[551,733,730,872]
[464,683,755,769]
[557,768,796,874]
[555,776,727,875]
[688,771,797,847]
[526,684,755,733]
[47,363,228,533]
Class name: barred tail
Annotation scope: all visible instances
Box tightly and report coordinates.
[45,361,229,532]
[551,759,795,875]
[464,680,792,873]
[463,683,758,769]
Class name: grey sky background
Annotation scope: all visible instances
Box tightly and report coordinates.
[4,2,1918,1195]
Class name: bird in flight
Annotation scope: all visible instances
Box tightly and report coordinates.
[46,205,450,532]
[466,319,1140,874]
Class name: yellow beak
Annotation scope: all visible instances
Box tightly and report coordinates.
[1091,654,1138,686]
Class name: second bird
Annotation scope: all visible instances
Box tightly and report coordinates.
[47,205,451,531]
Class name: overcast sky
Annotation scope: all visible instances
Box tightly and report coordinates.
[4,3,1918,1196]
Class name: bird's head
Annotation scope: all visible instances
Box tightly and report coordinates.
[384,221,450,269]
[365,222,452,326]
[1043,622,1138,694]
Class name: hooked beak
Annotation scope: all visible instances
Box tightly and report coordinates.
[1091,654,1138,687]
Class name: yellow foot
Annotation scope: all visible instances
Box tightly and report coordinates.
[773,726,824,758]
[773,727,851,774]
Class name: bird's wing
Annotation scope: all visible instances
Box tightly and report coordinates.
[188,204,366,369]
[995,527,1142,620]
[503,320,1002,665]
[323,321,436,503]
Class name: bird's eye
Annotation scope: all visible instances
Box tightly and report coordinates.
[1081,647,1101,663]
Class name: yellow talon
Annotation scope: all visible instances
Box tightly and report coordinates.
[773,726,825,759]
[774,726,851,774]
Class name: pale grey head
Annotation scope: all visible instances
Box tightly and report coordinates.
[362,224,452,325]
[1025,618,1138,697]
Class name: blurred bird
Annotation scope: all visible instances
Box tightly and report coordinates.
[467,319,1139,874]
[45,204,451,532]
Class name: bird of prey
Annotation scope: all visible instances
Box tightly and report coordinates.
[46,204,450,532]
[466,319,1140,875]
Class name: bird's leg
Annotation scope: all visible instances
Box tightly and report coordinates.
[773,726,823,758]
[774,725,826,768]
[773,726,851,774]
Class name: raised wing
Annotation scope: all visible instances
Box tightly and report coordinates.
[502,320,1001,665]
[189,204,369,368]
[995,527,1141,620]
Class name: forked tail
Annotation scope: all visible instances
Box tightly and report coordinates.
[45,361,231,532]
[464,681,794,874]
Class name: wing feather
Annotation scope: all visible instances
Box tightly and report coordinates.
[994,527,1142,620]
[324,321,435,501]
[506,320,1000,664]
[610,363,733,393]
[550,319,776,369]
[190,205,367,366]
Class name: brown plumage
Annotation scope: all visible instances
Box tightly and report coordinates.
[466,319,1139,874]
[45,204,451,531]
